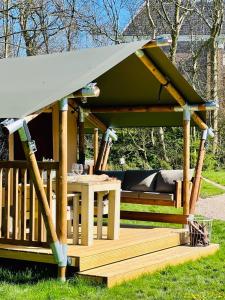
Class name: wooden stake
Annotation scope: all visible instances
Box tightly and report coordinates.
[93,128,99,165]
[183,109,191,216]
[58,99,68,280]
[190,130,207,214]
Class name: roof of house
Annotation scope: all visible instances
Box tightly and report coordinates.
[0,39,206,127]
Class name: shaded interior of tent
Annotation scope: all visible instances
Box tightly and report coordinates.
[0,39,218,283]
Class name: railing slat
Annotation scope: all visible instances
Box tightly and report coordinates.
[29,180,35,242]
[47,169,53,243]
[0,161,59,247]
[5,168,11,239]
[0,161,59,170]
[12,168,19,240]
[21,169,27,241]
[0,168,3,238]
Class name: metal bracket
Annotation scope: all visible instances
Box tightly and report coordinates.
[59,98,68,111]
[104,128,118,142]
[18,121,37,152]
[183,104,191,121]
[50,241,68,267]
[79,107,85,123]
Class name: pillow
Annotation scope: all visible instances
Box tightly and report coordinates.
[155,169,194,193]
[122,170,159,192]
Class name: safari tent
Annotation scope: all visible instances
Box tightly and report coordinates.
[0,39,218,285]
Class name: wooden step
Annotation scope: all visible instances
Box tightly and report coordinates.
[72,228,186,271]
[78,244,219,287]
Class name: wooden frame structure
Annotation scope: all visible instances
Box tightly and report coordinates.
[0,39,217,281]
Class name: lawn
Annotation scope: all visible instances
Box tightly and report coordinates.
[200,180,224,198]
[203,170,225,186]
[0,220,223,299]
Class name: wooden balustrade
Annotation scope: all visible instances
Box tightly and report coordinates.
[0,161,59,247]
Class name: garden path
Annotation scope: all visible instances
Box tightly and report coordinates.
[196,177,225,220]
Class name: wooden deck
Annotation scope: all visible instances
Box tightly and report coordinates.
[0,225,219,287]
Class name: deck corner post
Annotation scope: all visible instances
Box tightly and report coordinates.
[58,98,68,281]
[183,106,191,217]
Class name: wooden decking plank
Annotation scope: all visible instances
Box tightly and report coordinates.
[78,234,183,271]
[78,244,219,288]
[67,228,185,257]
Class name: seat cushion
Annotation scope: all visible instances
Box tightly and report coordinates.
[122,170,159,192]
[155,169,194,193]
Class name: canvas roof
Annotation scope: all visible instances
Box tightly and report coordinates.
[0,40,206,127]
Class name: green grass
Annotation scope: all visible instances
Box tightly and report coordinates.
[203,170,225,186]
[200,180,224,199]
[0,220,223,299]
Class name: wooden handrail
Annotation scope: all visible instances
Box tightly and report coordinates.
[0,160,59,170]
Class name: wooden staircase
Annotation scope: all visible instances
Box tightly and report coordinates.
[75,227,219,287]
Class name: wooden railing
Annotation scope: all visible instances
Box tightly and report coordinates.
[0,161,59,247]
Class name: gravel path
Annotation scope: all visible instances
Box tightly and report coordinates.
[195,177,225,220]
[196,194,225,220]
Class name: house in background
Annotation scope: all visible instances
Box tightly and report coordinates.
[123,2,225,102]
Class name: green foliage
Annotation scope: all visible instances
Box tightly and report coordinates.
[200,180,224,198]
[203,170,225,186]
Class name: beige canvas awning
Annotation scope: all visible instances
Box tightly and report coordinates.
[0,39,208,127]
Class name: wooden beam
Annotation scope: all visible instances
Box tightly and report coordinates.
[67,104,78,170]
[120,211,188,224]
[135,50,208,130]
[190,130,207,215]
[93,128,99,165]
[86,113,107,132]
[58,99,68,280]
[78,108,85,165]
[183,109,190,216]
[90,103,217,114]
[52,104,59,161]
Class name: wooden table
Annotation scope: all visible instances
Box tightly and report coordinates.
[67,179,121,246]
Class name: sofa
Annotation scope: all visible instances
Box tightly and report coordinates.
[97,169,193,208]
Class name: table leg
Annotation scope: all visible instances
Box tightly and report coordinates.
[81,186,94,246]
[97,191,105,239]
[107,188,120,240]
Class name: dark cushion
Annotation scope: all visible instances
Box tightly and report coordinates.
[122,170,159,192]
[155,169,194,193]
[95,170,125,182]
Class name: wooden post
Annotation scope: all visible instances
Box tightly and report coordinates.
[58,98,68,280]
[78,107,85,165]
[183,108,191,216]
[95,131,107,171]
[102,139,112,171]
[93,128,99,165]
[52,104,59,161]
[190,129,208,215]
